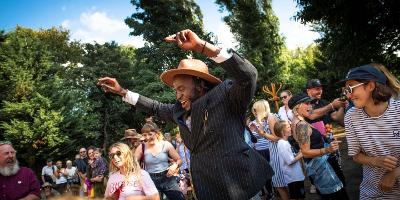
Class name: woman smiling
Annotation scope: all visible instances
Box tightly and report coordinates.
[104,143,159,200]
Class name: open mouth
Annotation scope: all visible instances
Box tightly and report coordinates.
[6,159,15,165]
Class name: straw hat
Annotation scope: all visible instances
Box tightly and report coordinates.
[121,129,142,140]
[160,59,221,88]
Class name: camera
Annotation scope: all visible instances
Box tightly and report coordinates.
[340,87,349,101]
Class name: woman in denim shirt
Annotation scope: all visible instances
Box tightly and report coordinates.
[289,93,348,200]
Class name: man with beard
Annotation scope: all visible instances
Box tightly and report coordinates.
[97,29,273,199]
[304,79,345,134]
[121,128,142,150]
[0,141,40,200]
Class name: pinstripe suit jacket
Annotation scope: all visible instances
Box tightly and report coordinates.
[135,52,273,199]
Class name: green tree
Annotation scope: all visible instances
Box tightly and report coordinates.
[216,0,285,97]
[0,27,69,167]
[295,0,400,79]
[80,42,138,149]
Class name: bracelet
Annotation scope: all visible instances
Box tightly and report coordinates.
[201,41,207,54]
[329,103,335,111]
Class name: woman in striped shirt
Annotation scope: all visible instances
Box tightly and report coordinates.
[343,64,400,199]
[250,99,288,199]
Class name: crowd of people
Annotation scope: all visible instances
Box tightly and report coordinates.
[1,29,399,200]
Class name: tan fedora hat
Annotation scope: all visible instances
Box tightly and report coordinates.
[160,59,221,88]
[121,129,142,140]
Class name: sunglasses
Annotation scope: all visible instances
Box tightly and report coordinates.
[280,95,288,100]
[344,82,365,94]
[109,151,122,159]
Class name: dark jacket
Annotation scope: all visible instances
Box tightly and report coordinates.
[136,52,273,199]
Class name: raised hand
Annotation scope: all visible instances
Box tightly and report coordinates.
[331,98,346,109]
[164,29,203,52]
[97,77,126,96]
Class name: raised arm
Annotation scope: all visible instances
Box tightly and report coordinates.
[164,29,257,114]
[97,77,175,123]
[304,98,345,120]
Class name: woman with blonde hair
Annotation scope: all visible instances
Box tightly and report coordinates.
[104,142,159,200]
[289,93,347,199]
[135,123,184,200]
[249,99,288,199]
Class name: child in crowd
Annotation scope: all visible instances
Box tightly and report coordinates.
[275,120,305,200]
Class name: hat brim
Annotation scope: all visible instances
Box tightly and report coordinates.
[121,136,141,140]
[160,68,221,88]
[289,96,312,109]
[337,77,373,85]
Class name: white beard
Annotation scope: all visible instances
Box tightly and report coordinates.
[0,160,20,176]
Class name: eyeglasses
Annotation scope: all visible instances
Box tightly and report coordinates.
[109,151,122,159]
[0,141,12,146]
[79,151,86,153]
[280,95,288,100]
[344,82,365,94]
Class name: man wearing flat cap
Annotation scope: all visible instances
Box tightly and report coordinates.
[121,128,142,150]
[98,29,273,199]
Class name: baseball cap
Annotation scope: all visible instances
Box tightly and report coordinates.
[288,93,312,109]
[339,64,387,84]
[306,79,323,89]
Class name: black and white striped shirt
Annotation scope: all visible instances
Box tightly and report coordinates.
[345,99,400,199]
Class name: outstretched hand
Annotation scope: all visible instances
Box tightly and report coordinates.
[97,77,126,96]
[164,29,204,53]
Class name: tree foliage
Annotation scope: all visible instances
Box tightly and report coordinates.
[0,27,73,167]
[215,0,285,93]
[295,0,400,79]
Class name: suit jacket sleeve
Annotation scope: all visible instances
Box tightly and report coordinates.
[135,95,175,123]
[219,51,258,114]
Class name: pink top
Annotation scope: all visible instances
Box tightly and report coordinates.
[105,169,158,200]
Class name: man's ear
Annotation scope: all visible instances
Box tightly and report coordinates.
[195,80,206,93]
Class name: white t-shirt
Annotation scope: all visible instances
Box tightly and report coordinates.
[42,165,56,176]
[55,168,68,184]
[65,166,77,179]
[277,139,304,184]
[345,99,400,199]
[105,170,158,200]
[278,106,293,122]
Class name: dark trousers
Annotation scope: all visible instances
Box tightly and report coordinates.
[150,171,185,200]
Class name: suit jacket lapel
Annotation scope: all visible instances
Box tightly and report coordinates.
[189,95,209,152]
[173,102,193,150]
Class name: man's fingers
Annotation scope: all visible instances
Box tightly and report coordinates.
[164,34,177,42]
[180,31,187,41]
[176,32,184,47]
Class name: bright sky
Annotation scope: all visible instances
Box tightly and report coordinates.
[0,0,319,50]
